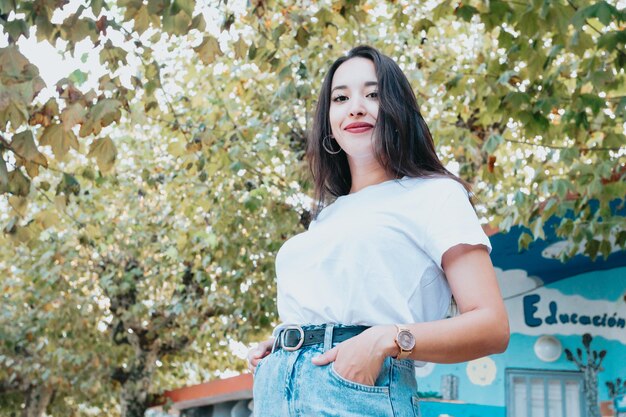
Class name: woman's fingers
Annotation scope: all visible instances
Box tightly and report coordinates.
[311,346,338,365]
[247,337,275,372]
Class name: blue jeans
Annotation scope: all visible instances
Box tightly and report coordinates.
[253,325,421,417]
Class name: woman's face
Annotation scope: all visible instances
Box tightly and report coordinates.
[329,57,379,161]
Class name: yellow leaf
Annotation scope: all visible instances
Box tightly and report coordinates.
[8,195,28,216]
[194,36,222,65]
[79,99,122,137]
[23,161,40,178]
[167,140,186,157]
[34,209,58,229]
[60,102,87,130]
[234,37,248,60]
[11,130,48,167]
[8,169,30,196]
[39,123,79,160]
[87,136,117,173]
[0,101,29,128]
[55,195,67,212]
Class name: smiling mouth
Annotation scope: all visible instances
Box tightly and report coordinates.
[344,123,374,133]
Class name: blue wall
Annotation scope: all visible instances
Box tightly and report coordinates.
[416,265,626,409]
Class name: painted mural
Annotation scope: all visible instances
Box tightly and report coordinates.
[417,251,626,417]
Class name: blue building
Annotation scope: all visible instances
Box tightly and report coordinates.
[418,222,626,417]
[152,219,626,417]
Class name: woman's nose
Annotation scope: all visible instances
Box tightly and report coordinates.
[348,97,366,117]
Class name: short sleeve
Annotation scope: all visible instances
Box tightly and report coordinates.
[423,180,491,269]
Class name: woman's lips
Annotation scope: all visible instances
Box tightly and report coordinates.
[344,123,374,134]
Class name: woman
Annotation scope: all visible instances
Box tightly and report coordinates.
[248,45,509,417]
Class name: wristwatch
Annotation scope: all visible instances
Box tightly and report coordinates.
[394,324,416,359]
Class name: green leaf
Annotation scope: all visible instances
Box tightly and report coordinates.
[91,0,104,16]
[518,232,533,251]
[504,92,531,108]
[616,97,626,118]
[572,2,617,28]
[56,172,80,196]
[87,137,117,173]
[175,0,194,17]
[432,0,452,21]
[68,69,88,85]
[39,123,79,160]
[603,133,624,148]
[413,18,434,34]
[0,156,8,193]
[162,9,191,35]
[578,94,605,115]
[585,239,600,261]
[497,70,517,85]
[597,31,626,51]
[295,27,309,48]
[4,19,29,41]
[531,217,545,240]
[8,169,30,196]
[482,134,503,154]
[455,5,478,22]
[517,10,539,37]
[99,40,129,71]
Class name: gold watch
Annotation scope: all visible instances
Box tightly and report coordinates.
[394,324,416,359]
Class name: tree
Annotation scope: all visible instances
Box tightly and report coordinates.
[565,333,607,417]
[1,0,625,416]
[0,234,118,416]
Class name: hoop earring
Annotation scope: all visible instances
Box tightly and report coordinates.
[322,135,342,155]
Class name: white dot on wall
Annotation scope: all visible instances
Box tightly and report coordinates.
[534,335,562,362]
[415,362,435,378]
[466,357,497,386]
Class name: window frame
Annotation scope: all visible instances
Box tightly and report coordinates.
[506,368,587,417]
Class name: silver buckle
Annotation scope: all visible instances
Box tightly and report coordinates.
[280,325,304,352]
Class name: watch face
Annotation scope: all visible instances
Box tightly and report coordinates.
[398,330,416,350]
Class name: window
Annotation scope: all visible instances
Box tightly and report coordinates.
[507,369,586,417]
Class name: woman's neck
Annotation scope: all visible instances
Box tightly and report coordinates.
[348,159,393,194]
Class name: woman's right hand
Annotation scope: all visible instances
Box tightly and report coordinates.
[247,338,274,373]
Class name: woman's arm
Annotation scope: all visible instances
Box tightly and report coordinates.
[312,244,509,383]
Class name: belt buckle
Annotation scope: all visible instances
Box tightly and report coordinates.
[281,325,304,352]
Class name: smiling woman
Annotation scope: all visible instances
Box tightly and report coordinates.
[247,45,509,417]
[328,58,381,172]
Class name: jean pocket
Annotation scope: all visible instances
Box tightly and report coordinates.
[328,363,389,394]
[411,395,421,417]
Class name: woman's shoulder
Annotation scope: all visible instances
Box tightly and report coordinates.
[402,175,468,196]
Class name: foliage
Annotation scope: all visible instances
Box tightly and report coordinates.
[1,0,625,416]
[606,377,626,398]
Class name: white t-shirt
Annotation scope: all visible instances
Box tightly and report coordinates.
[275,176,492,327]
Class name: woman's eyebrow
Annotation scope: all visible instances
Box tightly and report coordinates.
[331,81,378,93]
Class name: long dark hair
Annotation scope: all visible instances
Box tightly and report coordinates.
[307,45,469,210]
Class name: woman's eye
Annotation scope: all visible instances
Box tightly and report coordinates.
[332,95,348,102]
[367,91,378,99]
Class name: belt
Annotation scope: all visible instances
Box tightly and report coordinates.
[274,325,370,352]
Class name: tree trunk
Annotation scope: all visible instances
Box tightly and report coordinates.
[22,385,53,417]
[119,350,157,417]
[584,369,601,417]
